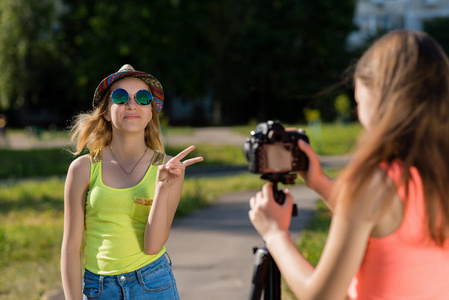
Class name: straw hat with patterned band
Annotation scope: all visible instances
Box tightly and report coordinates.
[92,64,164,113]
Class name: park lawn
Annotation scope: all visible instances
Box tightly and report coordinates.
[296,200,331,266]
[0,178,65,300]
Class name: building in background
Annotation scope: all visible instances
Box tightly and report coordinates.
[348,0,449,49]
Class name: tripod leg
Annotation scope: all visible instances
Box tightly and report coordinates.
[249,247,282,300]
[264,258,281,300]
[249,247,270,300]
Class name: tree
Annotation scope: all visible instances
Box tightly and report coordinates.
[424,17,449,54]
[57,0,356,125]
[57,0,215,116]
[209,0,357,124]
[0,0,60,126]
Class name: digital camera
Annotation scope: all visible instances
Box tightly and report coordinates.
[244,121,309,174]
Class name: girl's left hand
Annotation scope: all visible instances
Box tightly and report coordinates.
[157,145,203,189]
[249,183,294,240]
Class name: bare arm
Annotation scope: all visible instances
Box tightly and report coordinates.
[61,155,90,300]
[144,145,203,254]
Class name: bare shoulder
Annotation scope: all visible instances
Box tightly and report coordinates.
[69,154,90,174]
[66,154,91,188]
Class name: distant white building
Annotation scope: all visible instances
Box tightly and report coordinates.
[348,0,449,49]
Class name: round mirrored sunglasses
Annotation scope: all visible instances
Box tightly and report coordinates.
[110,88,154,106]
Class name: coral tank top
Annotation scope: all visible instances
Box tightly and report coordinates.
[347,160,449,300]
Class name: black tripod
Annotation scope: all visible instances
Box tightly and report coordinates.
[249,173,298,300]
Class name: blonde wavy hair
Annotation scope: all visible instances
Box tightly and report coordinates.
[69,87,164,157]
[334,30,449,245]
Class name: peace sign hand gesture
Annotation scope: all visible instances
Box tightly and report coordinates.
[157,145,203,189]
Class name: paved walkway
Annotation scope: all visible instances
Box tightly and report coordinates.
[2,132,71,150]
[164,127,247,147]
[24,127,351,300]
[4,126,247,150]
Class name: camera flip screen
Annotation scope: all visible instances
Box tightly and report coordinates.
[263,143,293,173]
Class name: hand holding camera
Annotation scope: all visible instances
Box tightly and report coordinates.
[244,120,310,208]
[295,139,334,203]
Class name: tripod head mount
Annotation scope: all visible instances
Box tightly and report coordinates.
[260,172,297,186]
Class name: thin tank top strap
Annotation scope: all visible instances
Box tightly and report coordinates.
[89,149,102,188]
[90,149,102,164]
[151,150,166,166]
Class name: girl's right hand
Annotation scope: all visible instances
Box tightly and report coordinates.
[157,145,203,189]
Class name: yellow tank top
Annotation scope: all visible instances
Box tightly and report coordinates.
[84,149,166,275]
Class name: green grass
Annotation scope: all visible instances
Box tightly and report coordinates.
[0,178,65,300]
[167,144,247,166]
[296,200,331,266]
[0,148,75,179]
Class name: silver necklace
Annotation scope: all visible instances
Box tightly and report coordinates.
[110,146,148,177]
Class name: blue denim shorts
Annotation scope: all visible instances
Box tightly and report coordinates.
[83,253,180,300]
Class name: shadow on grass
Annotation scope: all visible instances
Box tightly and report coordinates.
[0,195,64,213]
[0,178,65,215]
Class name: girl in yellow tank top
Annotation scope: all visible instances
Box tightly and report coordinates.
[61,64,203,300]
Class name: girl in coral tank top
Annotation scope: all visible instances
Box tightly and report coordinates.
[249,30,449,300]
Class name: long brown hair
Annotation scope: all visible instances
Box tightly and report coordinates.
[69,86,165,157]
[334,30,449,245]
